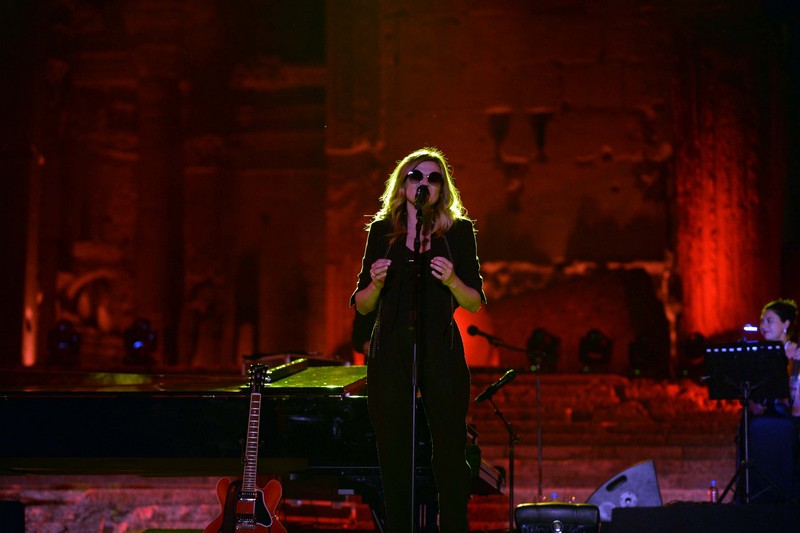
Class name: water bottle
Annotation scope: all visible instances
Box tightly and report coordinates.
[708,480,718,503]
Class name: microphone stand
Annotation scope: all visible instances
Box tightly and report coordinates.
[475,335,546,520]
[528,350,546,504]
[486,394,520,532]
[408,205,424,531]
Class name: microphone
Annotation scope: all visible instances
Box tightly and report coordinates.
[467,325,502,345]
[474,369,517,404]
[414,185,430,209]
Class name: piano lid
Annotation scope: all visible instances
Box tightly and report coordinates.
[264,365,366,396]
[0,358,365,396]
[0,368,249,394]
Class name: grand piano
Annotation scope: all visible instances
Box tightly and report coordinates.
[0,357,504,530]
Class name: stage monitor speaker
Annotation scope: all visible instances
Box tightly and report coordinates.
[515,502,600,533]
[585,459,662,522]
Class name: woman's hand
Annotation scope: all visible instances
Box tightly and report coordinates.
[369,259,392,289]
[749,400,766,416]
[355,258,392,315]
[431,256,455,286]
[786,341,800,360]
[431,255,482,312]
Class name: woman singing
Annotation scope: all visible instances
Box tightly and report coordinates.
[351,147,485,532]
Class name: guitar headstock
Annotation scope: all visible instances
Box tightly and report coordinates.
[248,363,269,394]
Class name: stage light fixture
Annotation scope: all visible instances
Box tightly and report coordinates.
[678,332,706,380]
[579,328,612,372]
[46,319,81,367]
[123,318,158,365]
[628,336,667,378]
[527,327,560,372]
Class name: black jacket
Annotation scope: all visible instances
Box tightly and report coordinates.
[351,217,485,358]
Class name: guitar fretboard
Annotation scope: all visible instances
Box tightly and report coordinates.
[242,391,261,493]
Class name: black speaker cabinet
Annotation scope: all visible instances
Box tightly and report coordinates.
[0,500,24,533]
[515,502,600,533]
[739,414,796,503]
[610,502,800,533]
[586,460,662,522]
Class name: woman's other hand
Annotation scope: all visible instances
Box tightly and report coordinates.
[370,259,392,289]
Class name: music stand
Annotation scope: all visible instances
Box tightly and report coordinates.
[703,341,790,504]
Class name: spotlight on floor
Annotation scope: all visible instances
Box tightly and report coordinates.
[527,327,560,372]
[579,328,612,372]
[123,318,158,366]
[628,336,667,378]
[678,332,706,381]
[46,319,81,367]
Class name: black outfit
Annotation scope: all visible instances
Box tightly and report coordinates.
[351,217,486,532]
[352,308,376,355]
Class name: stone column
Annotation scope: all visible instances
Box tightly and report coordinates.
[324,0,383,355]
[125,3,189,364]
[0,144,33,366]
[672,13,786,337]
[1,2,50,366]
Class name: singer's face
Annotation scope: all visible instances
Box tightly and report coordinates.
[405,160,442,208]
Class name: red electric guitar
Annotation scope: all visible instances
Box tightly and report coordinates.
[205,364,285,533]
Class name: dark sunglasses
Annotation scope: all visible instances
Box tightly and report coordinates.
[406,169,443,185]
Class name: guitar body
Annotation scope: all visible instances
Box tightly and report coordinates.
[205,477,285,533]
[204,477,236,533]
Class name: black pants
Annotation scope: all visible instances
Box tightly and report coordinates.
[368,330,472,532]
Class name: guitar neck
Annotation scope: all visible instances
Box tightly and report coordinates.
[242,391,261,493]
